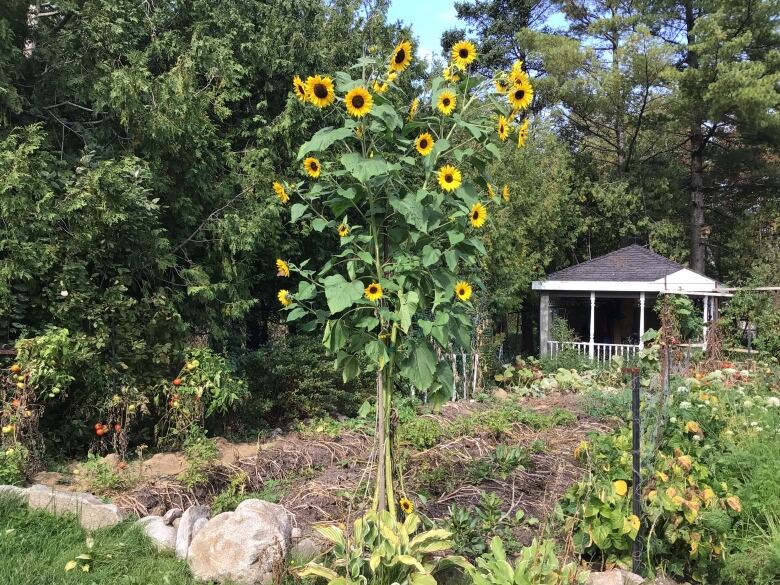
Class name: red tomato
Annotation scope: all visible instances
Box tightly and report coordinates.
[94,422,103,431]
[113,423,121,433]
[172,378,182,387]
[96,428,106,437]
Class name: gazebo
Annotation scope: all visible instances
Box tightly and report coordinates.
[532,245,725,361]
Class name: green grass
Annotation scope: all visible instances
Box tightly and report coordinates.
[0,495,197,585]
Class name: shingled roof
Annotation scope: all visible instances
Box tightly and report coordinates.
[546,245,688,282]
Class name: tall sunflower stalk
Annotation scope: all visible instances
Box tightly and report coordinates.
[273,40,532,516]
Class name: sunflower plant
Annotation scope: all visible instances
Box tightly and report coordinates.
[274,40,532,514]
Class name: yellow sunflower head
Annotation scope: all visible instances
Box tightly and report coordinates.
[502,184,510,202]
[306,75,336,108]
[364,282,383,302]
[399,497,414,515]
[437,165,462,192]
[275,259,290,277]
[415,132,434,156]
[437,90,457,115]
[337,223,350,237]
[272,181,289,204]
[510,59,525,78]
[508,79,533,111]
[277,289,292,307]
[451,40,477,70]
[470,202,487,228]
[497,115,509,141]
[372,79,389,95]
[292,75,308,102]
[517,118,529,147]
[454,281,472,302]
[407,97,420,121]
[443,66,460,83]
[344,86,373,118]
[494,76,510,94]
[303,157,321,178]
[389,40,413,72]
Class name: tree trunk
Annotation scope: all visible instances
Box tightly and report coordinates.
[685,0,706,274]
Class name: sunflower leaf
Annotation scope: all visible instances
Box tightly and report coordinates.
[298,126,355,159]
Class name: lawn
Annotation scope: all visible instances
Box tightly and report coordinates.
[0,495,196,585]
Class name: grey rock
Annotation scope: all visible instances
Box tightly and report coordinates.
[163,507,183,525]
[0,485,27,500]
[138,515,177,551]
[290,537,320,563]
[187,499,293,584]
[175,505,210,559]
[588,569,645,585]
[646,577,682,585]
[26,484,125,531]
[291,526,303,539]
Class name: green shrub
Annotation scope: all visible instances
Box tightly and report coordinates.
[180,432,219,488]
[211,471,286,515]
[237,335,373,428]
[398,416,444,450]
[81,453,127,493]
[0,445,27,485]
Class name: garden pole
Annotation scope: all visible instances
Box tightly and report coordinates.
[624,367,643,573]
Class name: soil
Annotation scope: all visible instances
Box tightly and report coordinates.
[34,392,616,543]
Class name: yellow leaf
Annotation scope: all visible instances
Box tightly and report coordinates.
[727,495,742,512]
[64,561,78,572]
[81,564,90,573]
[656,471,669,482]
[702,488,716,506]
[677,455,692,471]
[613,480,628,497]
[685,421,702,435]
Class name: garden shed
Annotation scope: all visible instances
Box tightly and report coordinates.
[532,245,725,361]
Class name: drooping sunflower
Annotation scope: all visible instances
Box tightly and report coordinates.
[306,75,335,108]
[364,282,383,302]
[292,75,308,102]
[354,126,363,139]
[437,165,462,192]
[469,202,487,228]
[502,184,510,202]
[399,497,414,515]
[443,66,460,83]
[508,78,533,111]
[494,76,510,94]
[275,259,290,277]
[337,223,350,237]
[437,90,457,115]
[415,132,434,156]
[407,97,420,121]
[451,40,477,70]
[389,40,413,72]
[345,86,373,118]
[303,157,321,178]
[487,184,496,199]
[272,181,289,204]
[454,281,472,302]
[277,289,291,307]
[497,115,509,141]
[517,118,529,147]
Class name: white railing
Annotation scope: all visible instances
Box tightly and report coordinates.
[547,341,640,362]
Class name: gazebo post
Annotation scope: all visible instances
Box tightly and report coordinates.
[639,292,646,349]
[702,294,709,350]
[539,293,550,356]
[589,291,596,360]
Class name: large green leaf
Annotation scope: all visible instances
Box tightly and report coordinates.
[298,126,354,159]
[401,341,436,390]
[323,274,364,314]
[390,191,427,233]
[398,290,419,334]
[340,152,398,183]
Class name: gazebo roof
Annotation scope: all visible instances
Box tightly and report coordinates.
[547,244,685,282]
[532,245,721,295]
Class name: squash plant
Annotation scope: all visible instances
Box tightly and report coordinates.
[276,40,531,513]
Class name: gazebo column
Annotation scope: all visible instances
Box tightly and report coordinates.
[702,295,709,350]
[639,292,646,349]
[539,293,550,356]
[589,291,595,360]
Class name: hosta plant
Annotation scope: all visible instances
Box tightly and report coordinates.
[278,39,532,513]
[298,510,471,585]
[469,535,587,585]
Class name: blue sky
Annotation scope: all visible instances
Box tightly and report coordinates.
[386,0,461,63]
[387,0,567,64]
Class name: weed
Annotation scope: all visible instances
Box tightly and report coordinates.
[180,432,219,488]
[446,491,524,559]
[211,471,287,515]
[81,453,126,493]
[398,416,444,450]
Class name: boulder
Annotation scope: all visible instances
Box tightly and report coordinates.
[175,505,211,559]
[492,388,510,401]
[290,537,321,563]
[163,507,183,525]
[26,484,125,531]
[138,515,177,551]
[0,485,27,500]
[187,499,293,584]
[587,569,645,585]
